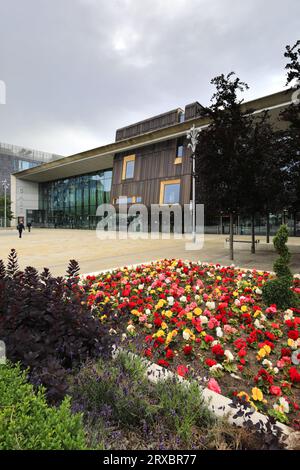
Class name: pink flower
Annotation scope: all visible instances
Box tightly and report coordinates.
[207,378,222,394]
[139,314,147,323]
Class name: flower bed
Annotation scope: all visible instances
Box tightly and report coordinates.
[82,259,300,428]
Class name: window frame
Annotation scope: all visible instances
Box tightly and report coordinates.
[159,179,181,205]
[122,154,136,180]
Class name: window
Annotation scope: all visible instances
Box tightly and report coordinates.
[176,138,184,158]
[136,196,142,203]
[122,155,135,180]
[115,196,137,204]
[160,179,181,205]
[179,112,185,123]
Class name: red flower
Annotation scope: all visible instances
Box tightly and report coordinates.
[144,348,152,358]
[281,348,291,357]
[166,348,175,360]
[238,348,247,358]
[211,344,224,357]
[289,367,300,384]
[177,365,189,377]
[183,345,193,355]
[157,359,169,368]
[288,330,299,341]
[205,358,217,367]
[204,334,214,343]
[270,385,282,397]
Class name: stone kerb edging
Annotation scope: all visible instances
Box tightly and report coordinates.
[81,260,300,449]
[112,346,297,450]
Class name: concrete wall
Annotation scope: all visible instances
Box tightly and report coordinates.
[10,175,39,225]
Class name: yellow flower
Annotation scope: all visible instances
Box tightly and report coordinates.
[163,310,173,318]
[241,305,248,312]
[237,391,250,401]
[161,321,168,330]
[217,276,222,281]
[100,314,107,321]
[131,309,140,316]
[253,310,262,318]
[194,307,202,316]
[257,344,271,360]
[185,285,192,292]
[186,311,193,320]
[288,338,295,348]
[233,291,239,297]
[153,329,165,338]
[155,299,166,310]
[251,387,263,402]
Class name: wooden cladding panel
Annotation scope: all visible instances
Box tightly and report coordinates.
[115,109,181,141]
[111,138,192,206]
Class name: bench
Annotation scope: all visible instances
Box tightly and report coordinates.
[225,238,260,244]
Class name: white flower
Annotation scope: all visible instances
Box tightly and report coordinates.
[273,367,279,374]
[254,319,264,329]
[180,295,187,303]
[200,315,208,325]
[183,330,190,341]
[216,327,223,338]
[206,301,215,310]
[262,359,272,369]
[121,333,127,342]
[167,296,174,306]
[126,324,135,333]
[234,299,241,307]
[210,364,223,372]
[211,340,220,347]
[224,350,234,362]
[294,273,300,279]
[275,397,290,414]
[284,309,294,321]
[255,287,262,295]
[138,284,144,290]
[109,328,117,335]
[145,309,151,316]
[195,294,200,301]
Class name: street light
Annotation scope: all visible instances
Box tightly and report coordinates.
[187,125,200,243]
[2,179,9,228]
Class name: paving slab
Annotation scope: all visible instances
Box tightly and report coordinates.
[0,228,299,276]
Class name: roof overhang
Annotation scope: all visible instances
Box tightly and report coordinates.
[13,88,294,183]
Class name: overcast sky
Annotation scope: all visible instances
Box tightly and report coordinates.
[0,0,299,156]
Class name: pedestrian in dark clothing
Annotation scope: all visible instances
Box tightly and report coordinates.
[27,222,32,232]
[17,222,25,238]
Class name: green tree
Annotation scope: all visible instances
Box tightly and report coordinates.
[279,40,300,234]
[0,195,13,224]
[195,72,255,259]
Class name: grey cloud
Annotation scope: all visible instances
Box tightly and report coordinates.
[0,0,299,154]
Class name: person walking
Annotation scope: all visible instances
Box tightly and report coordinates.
[27,221,32,232]
[17,221,25,238]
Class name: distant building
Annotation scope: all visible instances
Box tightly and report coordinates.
[0,142,62,194]
[10,88,299,234]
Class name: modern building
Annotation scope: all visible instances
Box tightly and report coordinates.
[0,142,62,226]
[10,88,299,234]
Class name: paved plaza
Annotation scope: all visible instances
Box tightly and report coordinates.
[0,228,299,276]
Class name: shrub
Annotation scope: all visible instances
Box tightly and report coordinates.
[262,225,299,309]
[0,362,87,450]
[70,353,284,450]
[70,353,217,449]
[0,249,114,402]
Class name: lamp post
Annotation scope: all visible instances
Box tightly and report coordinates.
[187,125,200,243]
[2,179,9,228]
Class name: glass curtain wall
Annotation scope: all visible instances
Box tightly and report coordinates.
[37,169,112,228]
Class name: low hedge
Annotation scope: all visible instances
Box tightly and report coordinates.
[0,362,88,450]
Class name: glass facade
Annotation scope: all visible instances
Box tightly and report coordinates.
[30,169,112,228]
